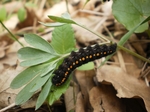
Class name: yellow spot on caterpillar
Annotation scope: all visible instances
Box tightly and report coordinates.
[86,56,88,58]
[73,63,75,65]
[61,78,66,83]
[89,55,92,58]
[68,68,70,70]
[97,53,100,56]
[82,57,85,60]
[65,71,69,76]
[79,59,82,61]
[76,61,79,64]
[70,65,73,68]
[93,54,96,56]
[56,83,61,86]
[104,52,106,54]
[110,50,112,53]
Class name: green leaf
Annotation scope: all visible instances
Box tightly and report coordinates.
[77,62,94,71]
[48,75,72,105]
[15,73,50,105]
[112,0,150,33]
[10,63,53,89]
[15,80,35,105]
[39,13,72,27]
[101,16,150,66]
[39,21,66,27]
[35,77,52,110]
[24,34,55,54]
[51,24,75,54]
[29,72,52,92]
[48,15,76,24]
[18,47,55,66]
[0,7,7,21]
[17,7,26,22]
[61,12,71,19]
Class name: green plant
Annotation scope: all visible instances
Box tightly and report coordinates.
[10,23,76,109]
[112,0,150,33]
[10,0,150,110]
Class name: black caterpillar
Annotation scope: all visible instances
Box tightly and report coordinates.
[52,43,117,86]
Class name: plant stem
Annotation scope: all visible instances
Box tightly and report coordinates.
[76,23,110,43]
[118,45,150,63]
[65,0,69,13]
[0,21,24,47]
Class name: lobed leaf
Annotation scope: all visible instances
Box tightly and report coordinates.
[24,34,55,54]
[15,79,35,105]
[29,72,52,92]
[35,77,52,110]
[18,47,55,66]
[10,63,54,89]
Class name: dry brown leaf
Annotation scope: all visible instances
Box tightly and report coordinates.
[0,1,22,13]
[0,65,23,108]
[16,7,40,30]
[0,41,8,59]
[75,92,86,112]
[43,1,73,21]
[64,87,75,112]
[96,65,150,111]
[74,70,95,111]
[89,86,125,112]
[74,26,101,46]
[75,70,95,92]
[129,34,146,58]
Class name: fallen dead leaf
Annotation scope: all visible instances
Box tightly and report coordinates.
[96,64,150,111]
[89,86,125,112]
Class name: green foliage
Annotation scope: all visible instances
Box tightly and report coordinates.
[35,78,52,110]
[51,24,75,54]
[112,0,150,33]
[18,47,55,66]
[77,62,94,71]
[48,15,76,24]
[10,23,76,110]
[0,7,7,21]
[17,7,26,22]
[48,75,72,105]
[101,15,150,66]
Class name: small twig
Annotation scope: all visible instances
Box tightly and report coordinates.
[0,103,15,112]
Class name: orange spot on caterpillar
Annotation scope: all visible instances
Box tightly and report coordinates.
[82,57,85,60]
[76,61,79,64]
[89,55,92,58]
